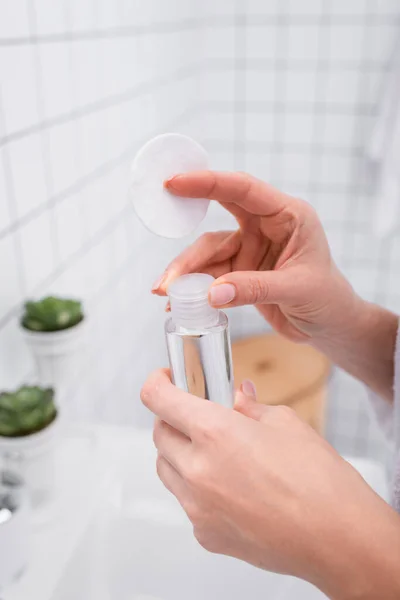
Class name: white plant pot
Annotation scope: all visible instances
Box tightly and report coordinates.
[0,416,59,509]
[0,471,30,590]
[21,320,86,404]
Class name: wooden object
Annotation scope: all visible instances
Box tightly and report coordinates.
[232,333,331,434]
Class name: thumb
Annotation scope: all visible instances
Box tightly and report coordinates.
[209,270,296,308]
[235,380,269,422]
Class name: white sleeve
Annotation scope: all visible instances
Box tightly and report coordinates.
[368,321,400,511]
[368,320,400,449]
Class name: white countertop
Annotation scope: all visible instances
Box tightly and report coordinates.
[4,425,390,600]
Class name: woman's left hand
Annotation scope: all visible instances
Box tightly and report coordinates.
[141,370,400,600]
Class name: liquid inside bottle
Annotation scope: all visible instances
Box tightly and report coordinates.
[165,274,233,407]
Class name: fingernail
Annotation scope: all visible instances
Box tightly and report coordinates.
[209,283,236,306]
[165,301,171,312]
[164,175,183,191]
[151,272,166,292]
[241,380,256,397]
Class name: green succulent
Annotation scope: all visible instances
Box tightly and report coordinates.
[21,296,84,332]
[0,386,56,437]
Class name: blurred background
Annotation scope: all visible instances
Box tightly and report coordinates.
[0,0,399,462]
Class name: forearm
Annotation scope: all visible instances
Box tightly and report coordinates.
[320,498,400,600]
[312,298,398,402]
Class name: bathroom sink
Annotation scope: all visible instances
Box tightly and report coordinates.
[52,429,327,600]
[5,426,389,600]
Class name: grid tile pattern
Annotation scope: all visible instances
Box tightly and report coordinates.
[0,0,207,428]
[1,0,399,459]
[198,0,400,460]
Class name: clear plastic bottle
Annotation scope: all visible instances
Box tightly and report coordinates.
[165,274,233,407]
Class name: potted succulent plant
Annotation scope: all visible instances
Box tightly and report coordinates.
[20,297,85,403]
[0,386,58,508]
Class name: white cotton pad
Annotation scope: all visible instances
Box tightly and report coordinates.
[129,133,210,238]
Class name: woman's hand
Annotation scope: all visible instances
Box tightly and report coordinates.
[152,171,398,401]
[141,370,400,600]
[152,171,357,343]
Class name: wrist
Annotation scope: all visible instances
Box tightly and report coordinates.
[310,267,366,349]
[322,501,400,600]
[310,274,397,400]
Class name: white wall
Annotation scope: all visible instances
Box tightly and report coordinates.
[0,0,207,426]
[0,0,399,458]
[196,0,400,459]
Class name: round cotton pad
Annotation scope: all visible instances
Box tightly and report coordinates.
[130,133,210,238]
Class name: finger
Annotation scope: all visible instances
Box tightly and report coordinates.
[231,228,265,272]
[202,260,233,280]
[165,171,292,217]
[208,269,303,308]
[161,262,232,306]
[240,379,257,398]
[235,390,273,424]
[162,256,230,310]
[153,418,191,473]
[156,454,187,502]
[141,369,224,438]
[234,381,269,422]
[152,231,240,295]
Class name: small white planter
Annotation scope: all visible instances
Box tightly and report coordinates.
[21,320,86,404]
[0,471,30,589]
[0,416,59,509]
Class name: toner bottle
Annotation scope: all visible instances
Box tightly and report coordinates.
[165,274,233,407]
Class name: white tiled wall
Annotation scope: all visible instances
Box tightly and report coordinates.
[0,0,207,427]
[0,0,399,458]
[195,0,400,459]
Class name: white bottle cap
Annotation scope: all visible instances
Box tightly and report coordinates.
[168,273,219,329]
[129,133,210,239]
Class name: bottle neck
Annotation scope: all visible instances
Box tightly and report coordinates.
[167,273,220,330]
[169,296,219,330]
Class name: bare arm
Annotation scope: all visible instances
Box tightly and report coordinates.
[325,496,400,600]
[154,171,399,403]
[312,298,398,403]
[142,370,400,600]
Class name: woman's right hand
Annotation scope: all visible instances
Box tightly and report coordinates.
[142,370,400,600]
[152,170,360,344]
